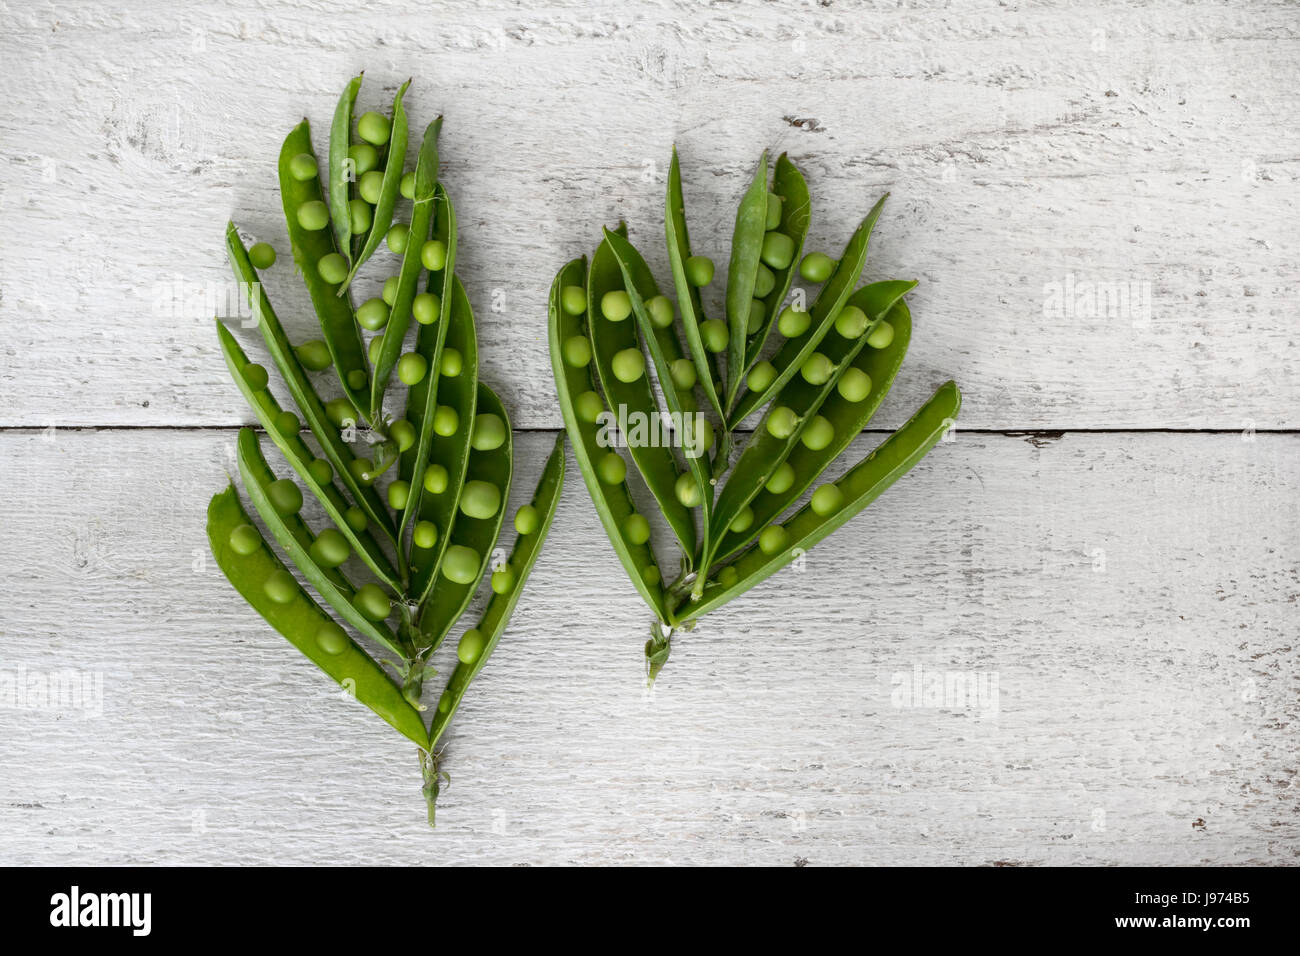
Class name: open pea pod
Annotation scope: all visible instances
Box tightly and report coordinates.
[549,256,668,621]
[723,151,769,410]
[371,120,444,415]
[416,384,513,652]
[729,193,887,426]
[216,322,401,592]
[235,428,409,660]
[665,147,726,424]
[279,120,372,422]
[715,298,914,564]
[407,273,478,600]
[429,433,566,749]
[226,225,395,541]
[676,381,961,624]
[744,154,811,369]
[207,483,427,747]
[327,73,362,269]
[588,233,697,561]
[342,80,412,292]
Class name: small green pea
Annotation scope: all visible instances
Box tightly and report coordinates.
[800,251,836,283]
[601,290,632,322]
[597,452,626,485]
[386,221,409,255]
[368,336,383,366]
[248,242,276,269]
[348,143,379,175]
[274,410,300,435]
[308,458,333,485]
[413,292,440,325]
[471,413,507,451]
[746,360,777,393]
[460,480,501,520]
[397,352,428,386]
[765,192,783,230]
[765,462,795,494]
[359,169,385,205]
[645,295,674,329]
[267,478,303,515]
[700,319,728,353]
[318,253,348,284]
[288,153,318,181]
[349,458,375,486]
[387,479,410,511]
[310,528,351,568]
[315,621,348,655]
[440,347,463,377]
[563,335,593,368]
[674,472,701,508]
[669,357,697,390]
[811,484,846,517]
[561,285,587,315]
[753,264,775,299]
[746,299,765,334]
[767,406,799,439]
[413,520,438,550]
[325,397,357,428]
[761,232,795,270]
[514,504,540,535]
[346,369,367,391]
[777,305,810,338]
[718,565,739,588]
[689,417,716,453]
[423,464,449,495]
[357,111,392,146]
[623,513,651,546]
[399,171,416,199]
[491,565,516,594]
[457,627,487,664]
[611,348,646,383]
[353,583,391,621]
[381,276,400,306]
[389,418,416,452]
[420,239,447,271]
[800,352,834,386]
[574,391,604,423]
[344,506,367,533]
[441,545,481,584]
[729,506,754,534]
[264,569,297,604]
[759,524,789,555]
[437,690,452,713]
[349,198,371,234]
[642,565,661,587]
[242,362,269,391]
[866,319,895,349]
[356,297,390,331]
[801,415,835,450]
[433,405,459,437]
[837,367,872,402]
[229,523,261,556]
[834,305,869,338]
[685,255,714,286]
[297,200,329,231]
[296,339,332,371]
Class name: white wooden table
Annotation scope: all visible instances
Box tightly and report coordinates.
[1,0,1296,865]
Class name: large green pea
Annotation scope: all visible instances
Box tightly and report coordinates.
[765,193,783,230]
[385,221,409,255]
[242,363,269,391]
[777,305,810,338]
[349,198,371,234]
[275,410,300,435]
[753,264,775,299]
[359,170,384,205]
[399,171,416,199]
[433,405,459,437]
[315,621,348,654]
[296,339,332,371]
[297,200,329,231]
[563,335,593,368]
[349,458,375,485]
[348,143,378,175]
[229,524,261,555]
[249,242,276,269]
[346,369,368,391]
[800,352,834,386]
[514,504,540,535]
[423,463,449,494]
[397,353,428,386]
[597,452,626,485]
[387,479,410,511]
[746,299,765,334]
[647,295,674,328]
[811,484,846,516]
[264,569,297,604]
[834,305,869,338]
[308,458,333,485]
[688,417,715,454]
[675,472,702,508]
[760,232,795,270]
[669,357,697,390]
[440,348,463,377]
[457,627,486,664]
[267,478,303,515]
[357,111,392,146]
[837,367,872,402]
[420,239,447,271]
[718,565,739,588]
[612,348,646,383]
[700,319,728,353]
[491,565,516,594]
[642,565,661,588]
[288,153,318,181]
[437,690,452,713]
[685,255,714,286]
[574,391,604,423]
[459,480,501,519]
[767,406,799,439]
[357,297,390,331]
[325,398,357,428]
[471,414,507,450]
[759,524,789,555]
[800,251,836,283]
[413,520,438,549]
[801,415,834,450]
[367,336,383,366]
[381,276,400,305]
[318,253,348,284]
[766,462,795,494]
[601,290,632,322]
[344,506,367,533]
[310,528,351,568]
[389,418,416,452]
[866,319,895,349]
[729,506,754,533]
[562,285,587,315]
[623,513,651,545]
[413,292,440,325]
[353,583,391,621]
[746,360,777,393]
[441,545,481,584]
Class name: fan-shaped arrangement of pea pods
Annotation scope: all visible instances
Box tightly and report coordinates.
[207,75,564,825]
[549,148,961,680]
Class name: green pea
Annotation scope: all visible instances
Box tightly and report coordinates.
[457,627,487,664]
[249,242,276,269]
[296,339,332,371]
[746,299,765,334]
[386,221,410,255]
[349,458,375,485]
[381,276,400,305]
[344,506,367,533]
[390,418,416,452]
[561,285,587,315]
[264,569,298,604]
[766,192,784,229]
[274,410,300,435]
[356,297,390,331]
[310,528,351,568]
[729,506,754,533]
[689,417,715,453]
[349,198,371,234]
[597,452,626,485]
[353,583,391,621]
[359,170,385,205]
[601,290,632,322]
[308,458,333,485]
[357,111,391,146]
[318,252,348,284]
[642,564,661,588]
[437,690,452,713]
[753,264,775,299]
[325,397,357,428]
[801,415,834,450]
[685,255,714,286]
[348,143,378,175]
[767,406,799,439]
[761,232,795,270]
[647,295,675,328]
[759,524,789,555]
[717,565,739,588]
[288,153,318,181]
[387,479,410,511]
[746,360,777,393]
[471,413,507,451]
[514,504,540,535]
[413,292,440,325]
[674,472,701,508]
[229,523,262,556]
[834,305,869,338]
[811,483,846,516]
[800,251,836,282]
[574,391,604,423]
[837,367,872,402]
[368,336,383,366]
[420,239,447,271]
[440,347,463,377]
[459,480,501,520]
[346,369,368,391]
[441,544,481,584]
[800,352,834,385]
[242,362,269,391]
[267,478,303,515]
[700,319,728,353]
[623,513,651,546]
[491,565,516,594]
[315,620,348,655]
[433,405,459,437]
[397,352,428,386]
[297,200,329,231]
[413,520,438,549]
[777,305,810,338]
[765,461,795,494]
[563,335,593,368]
[669,357,697,390]
[866,319,895,349]
[399,171,416,199]
[611,348,646,383]
[423,464,449,495]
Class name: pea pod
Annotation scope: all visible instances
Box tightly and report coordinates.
[278,120,371,422]
[548,256,668,621]
[723,151,770,410]
[729,193,887,426]
[677,381,961,624]
[206,483,427,747]
[743,154,811,369]
[342,80,412,291]
[327,73,363,268]
[429,433,566,748]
